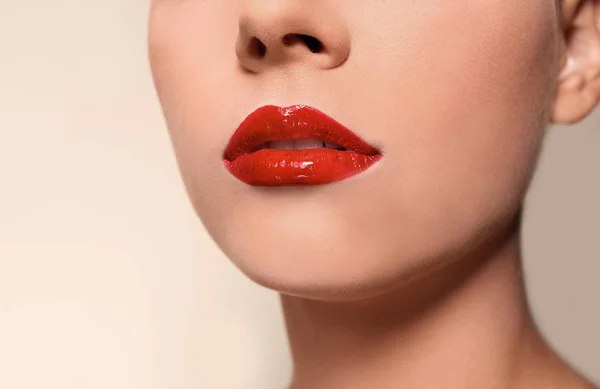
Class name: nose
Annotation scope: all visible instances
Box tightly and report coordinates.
[235,0,351,73]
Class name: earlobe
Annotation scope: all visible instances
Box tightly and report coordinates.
[552,61,600,124]
[551,0,600,124]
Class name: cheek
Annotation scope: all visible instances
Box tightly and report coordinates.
[148,1,245,193]
[149,2,236,112]
[357,1,559,214]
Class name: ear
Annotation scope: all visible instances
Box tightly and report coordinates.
[551,0,600,124]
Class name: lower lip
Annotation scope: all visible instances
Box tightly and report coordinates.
[223,148,382,186]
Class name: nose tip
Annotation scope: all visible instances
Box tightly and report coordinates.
[235,1,351,73]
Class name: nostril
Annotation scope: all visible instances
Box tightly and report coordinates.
[249,37,267,58]
[246,33,324,60]
[282,33,324,53]
[299,34,324,53]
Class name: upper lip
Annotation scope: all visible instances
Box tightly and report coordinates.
[223,104,380,161]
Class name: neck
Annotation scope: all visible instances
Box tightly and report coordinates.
[280,220,570,389]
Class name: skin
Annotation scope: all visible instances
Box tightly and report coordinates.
[148,0,600,388]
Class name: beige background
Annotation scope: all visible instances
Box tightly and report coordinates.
[0,1,598,388]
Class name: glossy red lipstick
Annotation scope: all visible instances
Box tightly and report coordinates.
[223,105,382,186]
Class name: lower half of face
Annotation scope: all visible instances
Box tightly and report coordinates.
[149,0,562,301]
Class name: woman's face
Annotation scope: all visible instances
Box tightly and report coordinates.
[149,0,562,300]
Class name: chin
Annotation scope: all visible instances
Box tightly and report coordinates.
[229,251,408,302]
[208,220,447,302]
[200,202,517,303]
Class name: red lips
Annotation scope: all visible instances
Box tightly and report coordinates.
[223,105,382,186]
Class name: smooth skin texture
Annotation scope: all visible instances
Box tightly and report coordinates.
[148,1,600,388]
